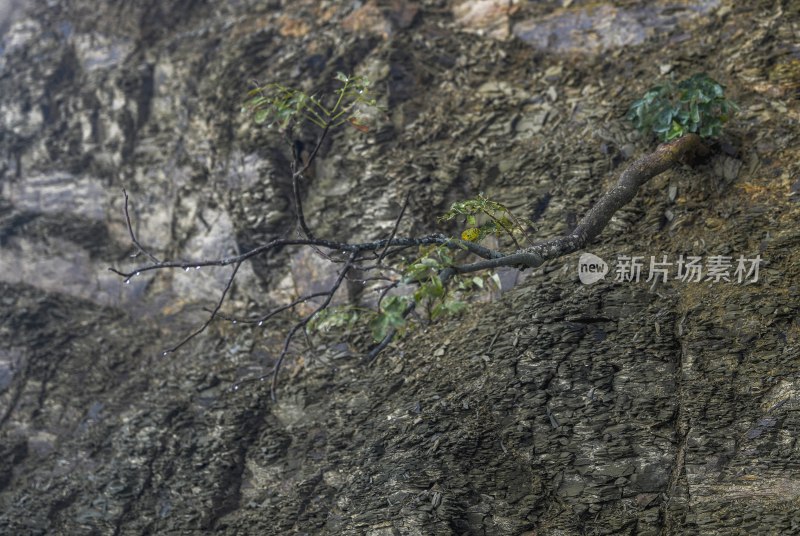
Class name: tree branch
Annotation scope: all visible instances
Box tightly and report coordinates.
[108,234,502,280]
[455,133,705,274]
[291,123,330,239]
[366,134,704,360]
[112,133,705,398]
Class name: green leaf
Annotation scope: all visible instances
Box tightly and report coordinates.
[429,274,445,298]
[370,296,408,341]
[446,300,466,314]
[657,108,674,128]
[438,249,453,266]
[253,109,270,124]
[308,307,360,333]
[689,101,700,124]
[665,121,685,141]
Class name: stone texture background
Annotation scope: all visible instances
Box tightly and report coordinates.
[1,0,799,534]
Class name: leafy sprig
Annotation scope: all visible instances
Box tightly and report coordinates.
[367,194,530,342]
[308,244,499,343]
[242,72,380,132]
[439,192,534,248]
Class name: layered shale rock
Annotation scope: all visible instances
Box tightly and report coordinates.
[1,0,799,534]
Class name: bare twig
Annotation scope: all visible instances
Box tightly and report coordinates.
[365,325,401,365]
[291,123,330,239]
[375,279,401,309]
[297,123,329,177]
[263,249,358,401]
[214,291,332,325]
[378,190,411,263]
[121,188,161,265]
[162,261,242,355]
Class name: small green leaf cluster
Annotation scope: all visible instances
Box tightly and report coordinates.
[242,72,379,132]
[439,193,533,247]
[627,73,738,141]
[405,246,450,313]
[367,195,527,342]
[308,242,503,344]
[307,306,361,333]
[366,246,501,342]
[369,246,458,342]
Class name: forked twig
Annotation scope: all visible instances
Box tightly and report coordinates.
[262,250,358,401]
[161,261,242,355]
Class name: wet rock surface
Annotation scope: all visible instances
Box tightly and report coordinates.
[1,0,799,534]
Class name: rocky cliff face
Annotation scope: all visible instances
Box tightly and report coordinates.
[1,0,799,534]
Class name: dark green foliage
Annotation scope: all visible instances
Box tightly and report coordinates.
[368,246,460,342]
[365,245,499,342]
[627,73,738,141]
